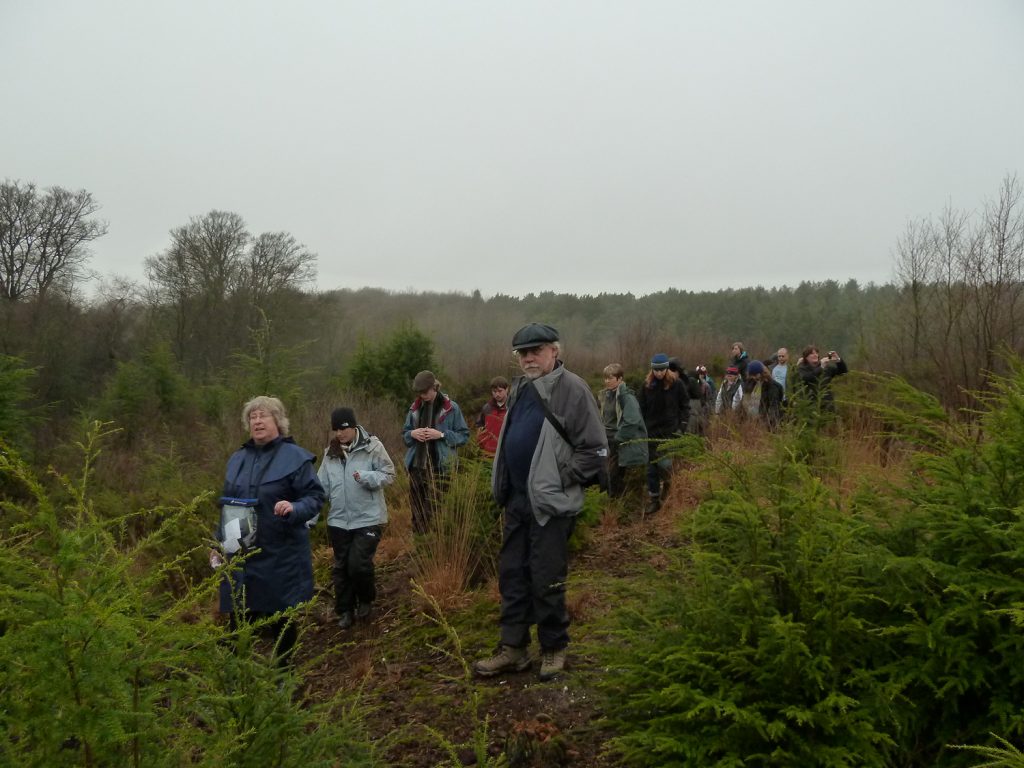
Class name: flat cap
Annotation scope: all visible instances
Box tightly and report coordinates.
[511,323,559,351]
[412,370,437,392]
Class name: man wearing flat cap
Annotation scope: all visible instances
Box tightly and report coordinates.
[474,323,607,682]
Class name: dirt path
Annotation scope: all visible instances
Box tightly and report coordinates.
[296,497,690,767]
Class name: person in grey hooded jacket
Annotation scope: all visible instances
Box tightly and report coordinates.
[474,323,607,683]
[318,407,396,629]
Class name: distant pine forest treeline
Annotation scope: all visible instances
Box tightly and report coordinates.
[2,174,1023,453]
[0,278,926,421]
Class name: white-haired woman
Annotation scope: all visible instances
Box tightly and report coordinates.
[218,395,325,668]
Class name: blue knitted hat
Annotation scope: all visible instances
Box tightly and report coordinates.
[650,353,671,370]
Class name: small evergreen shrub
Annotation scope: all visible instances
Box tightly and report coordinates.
[600,443,898,767]
[865,368,1024,763]
[0,354,37,454]
[0,425,375,767]
[600,364,1024,767]
[347,322,441,405]
[568,486,606,553]
[94,343,194,443]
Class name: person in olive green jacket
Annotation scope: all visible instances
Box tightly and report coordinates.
[600,363,648,498]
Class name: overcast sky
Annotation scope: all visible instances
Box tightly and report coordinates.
[3,1,1023,298]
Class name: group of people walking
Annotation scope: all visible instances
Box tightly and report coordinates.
[598,341,848,514]
[213,325,848,682]
[710,341,848,425]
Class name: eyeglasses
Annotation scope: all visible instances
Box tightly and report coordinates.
[515,345,545,356]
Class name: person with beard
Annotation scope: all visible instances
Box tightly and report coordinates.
[402,371,470,533]
[474,323,606,682]
[317,407,395,629]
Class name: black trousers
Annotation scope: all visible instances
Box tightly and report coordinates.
[498,490,576,651]
[606,440,625,497]
[327,525,382,614]
[409,467,435,534]
[645,440,673,497]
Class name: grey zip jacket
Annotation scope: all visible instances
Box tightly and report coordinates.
[317,426,396,530]
[492,362,608,525]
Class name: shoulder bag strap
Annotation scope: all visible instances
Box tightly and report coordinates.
[528,381,577,450]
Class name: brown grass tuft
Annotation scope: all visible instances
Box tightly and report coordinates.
[409,461,499,611]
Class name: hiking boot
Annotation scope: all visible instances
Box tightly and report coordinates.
[473,645,531,678]
[337,611,354,630]
[644,496,661,515]
[355,603,372,620]
[538,648,567,681]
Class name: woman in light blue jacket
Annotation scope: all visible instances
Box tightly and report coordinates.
[317,407,396,629]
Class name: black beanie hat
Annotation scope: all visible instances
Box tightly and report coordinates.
[331,407,357,430]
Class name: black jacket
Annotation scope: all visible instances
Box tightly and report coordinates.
[796,359,849,411]
[742,377,785,428]
[639,378,690,438]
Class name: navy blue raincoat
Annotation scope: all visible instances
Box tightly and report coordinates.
[218,436,325,614]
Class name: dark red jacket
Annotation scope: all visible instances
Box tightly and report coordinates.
[476,398,507,456]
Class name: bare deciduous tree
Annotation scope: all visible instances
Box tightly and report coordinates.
[147,210,249,302]
[0,180,108,301]
[146,212,244,368]
[243,231,317,304]
[890,174,1024,406]
[893,217,933,358]
[144,211,318,376]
